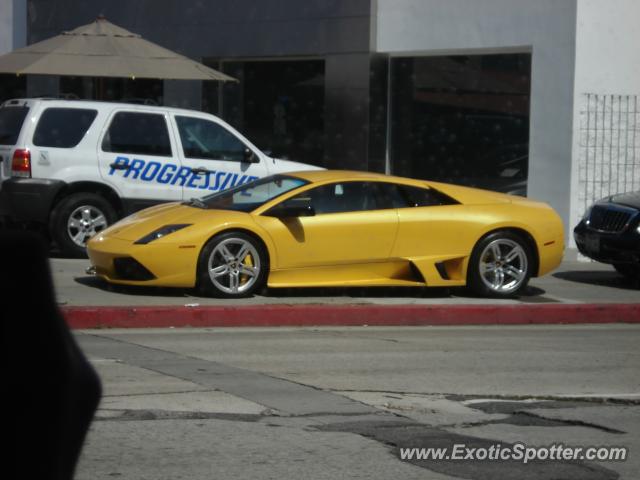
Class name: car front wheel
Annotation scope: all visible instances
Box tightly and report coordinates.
[467,231,533,297]
[197,232,268,298]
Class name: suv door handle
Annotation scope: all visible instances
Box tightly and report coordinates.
[190,167,211,175]
[109,162,130,170]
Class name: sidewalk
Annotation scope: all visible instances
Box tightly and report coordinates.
[51,258,640,328]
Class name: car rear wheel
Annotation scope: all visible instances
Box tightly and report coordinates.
[197,232,268,298]
[51,193,117,258]
[468,231,532,297]
[613,263,640,280]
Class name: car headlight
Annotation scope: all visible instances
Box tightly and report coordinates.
[134,224,191,245]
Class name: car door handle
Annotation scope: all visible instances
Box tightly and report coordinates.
[190,167,211,175]
[109,162,130,170]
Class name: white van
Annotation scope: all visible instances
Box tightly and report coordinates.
[0,98,321,256]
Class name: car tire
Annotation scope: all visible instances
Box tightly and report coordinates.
[197,231,268,298]
[51,193,117,258]
[467,231,533,297]
[613,263,640,280]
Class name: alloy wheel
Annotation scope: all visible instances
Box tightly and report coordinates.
[478,238,528,294]
[207,237,261,295]
[67,205,109,247]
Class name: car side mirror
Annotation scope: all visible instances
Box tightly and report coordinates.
[265,199,315,218]
[243,147,259,164]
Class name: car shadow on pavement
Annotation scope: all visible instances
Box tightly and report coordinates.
[74,275,550,301]
[553,270,640,290]
[264,285,549,301]
[265,285,455,299]
[74,276,191,298]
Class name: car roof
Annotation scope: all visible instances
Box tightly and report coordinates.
[0,97,212,117]
[285,169,426,185]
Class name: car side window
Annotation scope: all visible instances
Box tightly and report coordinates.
[175,115,247,162]
[372,183,411,209]
[286,182,379,215]
[33,108,98,148]
[397,184,459,207]
[102,111,172,156]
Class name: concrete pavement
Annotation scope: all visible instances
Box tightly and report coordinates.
[74,325,640,480]
[49,257,640,328]
[52,257,640,307]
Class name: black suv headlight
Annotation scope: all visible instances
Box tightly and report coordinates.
[134,224,191,245]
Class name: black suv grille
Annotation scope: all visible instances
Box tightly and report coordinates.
[588,205,632,233]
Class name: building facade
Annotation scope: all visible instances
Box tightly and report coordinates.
[0,0,26,97]
[4,0,640,244]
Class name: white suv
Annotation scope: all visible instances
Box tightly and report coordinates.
[0,98,320,256]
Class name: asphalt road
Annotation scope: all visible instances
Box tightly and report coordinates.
[75,325,640,480]
[52,257,640,307]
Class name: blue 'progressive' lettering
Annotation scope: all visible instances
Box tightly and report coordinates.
[107,156,258,191]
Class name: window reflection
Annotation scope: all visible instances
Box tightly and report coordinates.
[391,54,531,196]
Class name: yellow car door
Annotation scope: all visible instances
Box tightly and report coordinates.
[255,181,399,269]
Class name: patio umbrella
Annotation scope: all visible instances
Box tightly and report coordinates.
[0,16,236,82]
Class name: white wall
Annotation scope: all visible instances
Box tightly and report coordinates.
[570,0,640,243]
[0,0,26,54]
[375,0,578,240]
[0,0,15,54]
[575,0,640,95]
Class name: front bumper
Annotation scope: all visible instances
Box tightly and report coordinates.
[87,235,200,288]
[537,236,565,277]
[574,221,640,265]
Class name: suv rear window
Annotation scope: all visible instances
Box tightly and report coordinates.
[102,111,172,156]
[0,106,29,145]
[33,108,98,148]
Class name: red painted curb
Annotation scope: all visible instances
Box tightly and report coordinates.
[62,304,640,329]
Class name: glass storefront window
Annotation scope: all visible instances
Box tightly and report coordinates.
[214,59,325,166]
[390,53,531,196]
[59,76,163,104]
[0,74,26,103]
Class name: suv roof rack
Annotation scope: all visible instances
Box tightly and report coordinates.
[2,96,161,106]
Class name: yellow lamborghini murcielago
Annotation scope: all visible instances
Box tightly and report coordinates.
[87,170,564,298]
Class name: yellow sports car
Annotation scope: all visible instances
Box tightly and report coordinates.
[87,170,564,298]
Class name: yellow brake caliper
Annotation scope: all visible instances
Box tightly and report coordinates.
[240,254,254,286]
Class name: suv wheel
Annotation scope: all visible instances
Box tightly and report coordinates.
[467,231,533,297]
[197,232,268,298]
[51,193,117,258]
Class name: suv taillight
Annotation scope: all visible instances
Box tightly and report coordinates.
[11,149,31,178]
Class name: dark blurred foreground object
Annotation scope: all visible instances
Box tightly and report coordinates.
[0,231,102,479]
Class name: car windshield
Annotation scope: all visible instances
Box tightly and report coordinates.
[191,174,308,212]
